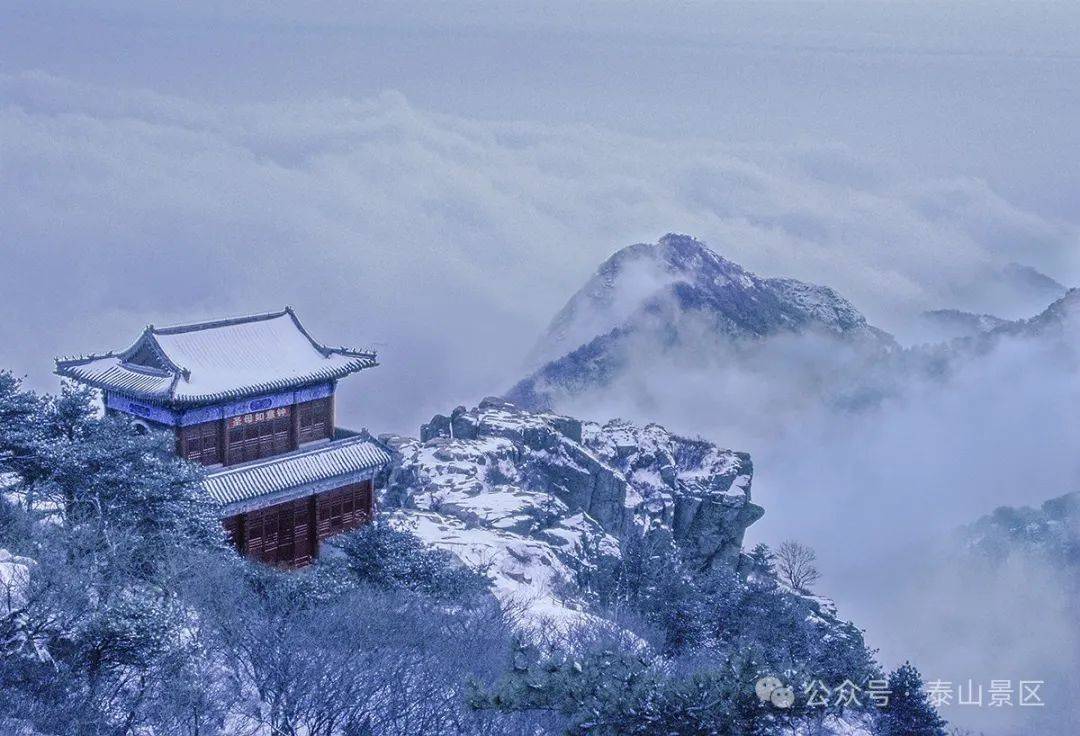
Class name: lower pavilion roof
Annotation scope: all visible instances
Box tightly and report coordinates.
[203,433,391,509]
[55,308,376,406]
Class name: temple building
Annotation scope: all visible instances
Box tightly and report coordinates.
[55,307,390,567]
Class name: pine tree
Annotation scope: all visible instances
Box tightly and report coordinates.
[876,662,948,736]
[38,413,224,578]
[0,371,46,486]
[324,519,491,600]
[0,381,227,734]
[748,543,776,575]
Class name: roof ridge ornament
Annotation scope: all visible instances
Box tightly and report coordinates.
[55,350,119,367]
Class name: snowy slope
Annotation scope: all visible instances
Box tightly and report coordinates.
[380,398,762,626]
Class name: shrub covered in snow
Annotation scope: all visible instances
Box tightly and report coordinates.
[324,518,493,601]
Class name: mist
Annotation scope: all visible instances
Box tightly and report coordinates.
[2,71,1078,438]
[551,310,1080,733]
[4,4,1080,733]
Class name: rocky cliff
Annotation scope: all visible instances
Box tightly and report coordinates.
[380,398,762,624]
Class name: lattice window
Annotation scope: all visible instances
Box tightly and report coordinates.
[180,421,221,465]
[298,398,331,444]
[226,406,292,464]
[316,481,372,542]
[242,498,313,567]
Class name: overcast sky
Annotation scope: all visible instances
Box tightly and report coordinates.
[3,0,1079,434]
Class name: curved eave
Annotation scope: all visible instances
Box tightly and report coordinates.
[56,355,378,407]
[55,357,177,398]
[203,434,391,508]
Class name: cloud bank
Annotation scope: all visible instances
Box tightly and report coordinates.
[549,304,1080,733]
[1,70,1077,437]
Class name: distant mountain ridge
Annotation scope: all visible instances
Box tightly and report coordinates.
[512,234,894,409]
[921,308,1008,337]
[961,491,1080,566]
[918,263,1068,340]
[989,287,1080,338]
[996,262,1068,310]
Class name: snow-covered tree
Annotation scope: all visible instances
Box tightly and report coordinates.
[324,518,492,601]
[0,371,46,488]
[876,662,948,736]
[747,543,776,575]
[0,382,227,735]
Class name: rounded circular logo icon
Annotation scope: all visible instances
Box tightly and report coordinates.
[770,686,795,709]
[755,676,783,702]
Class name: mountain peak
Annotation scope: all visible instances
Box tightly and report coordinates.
[657,232,720,259]
[1000,262,1066,298]
[529,235,766,368]
[636,232,749,281]
[514,235,892,408]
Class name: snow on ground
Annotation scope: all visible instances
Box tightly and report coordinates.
[391,509,604,629]
[386,419,620,627]
[383,400,758,629]
[794,713,876,736]
[0,549,33,615]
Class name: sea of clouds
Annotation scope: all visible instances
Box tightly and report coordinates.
[558,309,1080,733]
[2,69,1077,433]
[3,65,1080,733]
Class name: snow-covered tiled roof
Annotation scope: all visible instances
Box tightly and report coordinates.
[203,434,391,507]
[55,308,376,405]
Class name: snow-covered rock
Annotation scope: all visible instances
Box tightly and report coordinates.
[510,233,894,409]
[0,549,33,616]
[584,419,762,571]
[0,549,50,667]
[381,399,762,625]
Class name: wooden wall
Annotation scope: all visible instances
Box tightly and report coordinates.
[176,396,335,467]
[222,479,374,568]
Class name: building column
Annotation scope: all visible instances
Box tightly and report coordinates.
[308,494,319,560]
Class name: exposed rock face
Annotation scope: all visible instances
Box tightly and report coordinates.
[584,420,762,571]
[412,398,624,532]
[382,399,762,622]
[510,233,894,410]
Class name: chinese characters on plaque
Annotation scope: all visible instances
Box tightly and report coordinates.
[228,405,291,429]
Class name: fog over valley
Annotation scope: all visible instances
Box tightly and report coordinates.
[3,4,1080,735]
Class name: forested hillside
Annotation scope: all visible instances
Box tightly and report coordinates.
[0,372,945,736]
